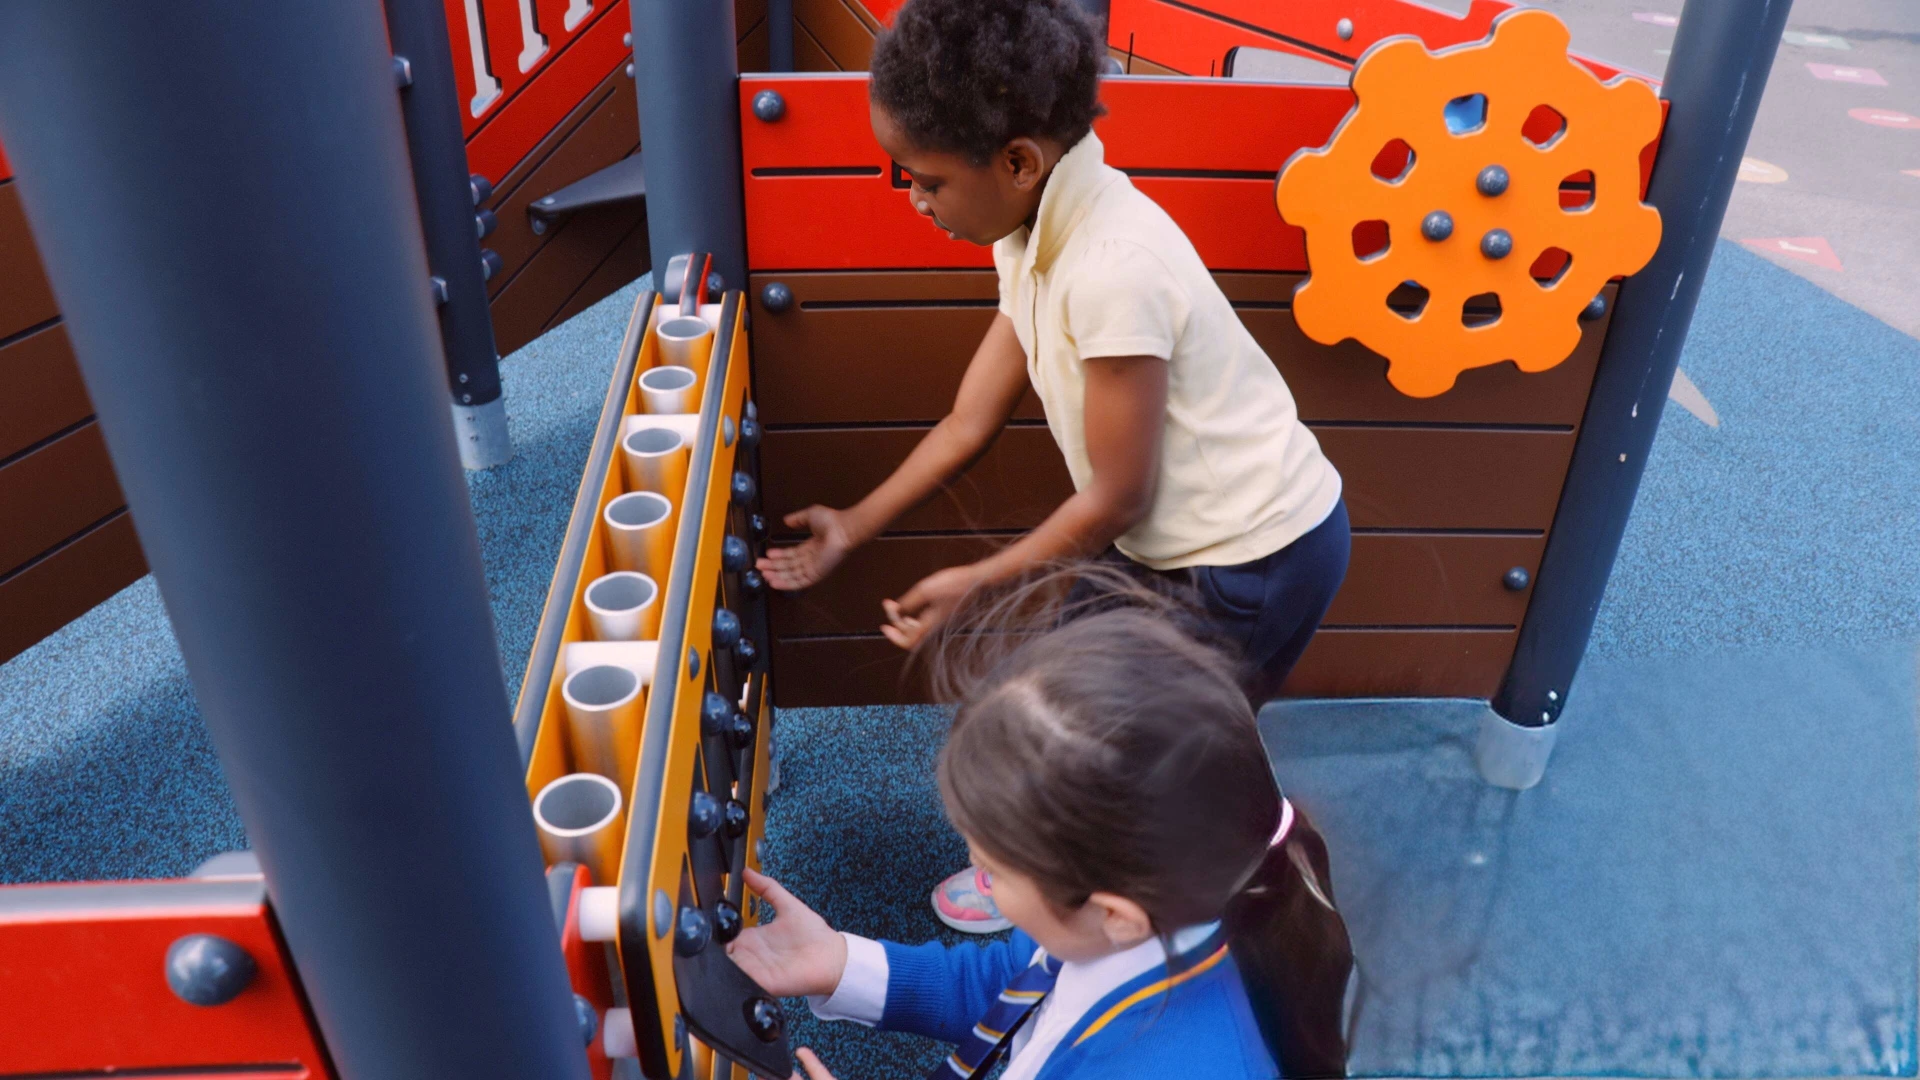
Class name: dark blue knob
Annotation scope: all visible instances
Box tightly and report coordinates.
[740,415,762,449]
[723,798,750,839]
[726,712,754,751]
[760,282,792,313]
[749,514,769,541]
[479,248,503,281]
[722,535,752,572]
[712,898,743,944]
[1421,210,1453,241]
[165,934,256,1006]
[731,471,757,506]
[744,996,784,1042]
[474,208,497,240]
[701,691,730,738]
[574,994,598,1046]
[469,173,494,205]
[752,89,786,122]
[712,608,742,648]
[741,569,766,595]
[1580,293,1608,321]
[689,790,723,838]
[1480,229,1513,259]
[1503,566,1531,591]
[733,636,758,669]
[1476,164,1510,196]
[675,907,712,957]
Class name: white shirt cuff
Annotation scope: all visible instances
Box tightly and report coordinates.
[807,933,889,1026]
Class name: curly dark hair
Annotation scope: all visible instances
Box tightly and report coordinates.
[870,0,1107,165]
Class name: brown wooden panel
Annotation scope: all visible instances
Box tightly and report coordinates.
[0,422,126,577]
[738,17,772,73]
[485,66,639,301]
[0,510,145,665]
[772,626,1517,707]
[749,272,1043,425]
[795,0,877,71]
[761,425,1571,533]
[793,18,841,72]
[0,322,93,462]
[491,198,650,355]
[762,426,1073,535]
[1316,427,1573,531]
[0,181,59,342]
[1278,628,1517,699]
[543,216,652,331]
[766,531,1542,638]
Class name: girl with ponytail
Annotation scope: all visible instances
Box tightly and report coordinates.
[728,565,1354,1079]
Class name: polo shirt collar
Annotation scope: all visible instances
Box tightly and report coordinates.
[1019,131,1118,275]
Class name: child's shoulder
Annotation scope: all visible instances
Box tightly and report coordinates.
[1049,954,1278,1080]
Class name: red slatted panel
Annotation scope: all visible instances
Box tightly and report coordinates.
[0,879,329,1077]
[0,138,11,182]
[448,0,632,183]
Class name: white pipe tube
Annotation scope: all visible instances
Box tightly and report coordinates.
[602,491,674,578]
[621,413,699,445]
[637,364,698,415]
[562,640,658,682]
[654,314,714,376]
[577,886,620,942]
[561,664,643,791]
[621,425,689,499]
[651,302,722,332]
[603,1007,637,1059]
[583,571,661,642]
[532,773,626,886]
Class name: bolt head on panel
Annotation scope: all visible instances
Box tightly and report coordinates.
[674,907,712,956]
[712,898,743,944]
[731,471,757,506]
[1580,293,1608,321]
[1421,210,1453,241]
[760,281,793,313]
[164,934,256,1006]
[722,535,752,572]
[1480,228,1513,259]
[744,997,785,1042]
[1476,164,1510,196]
[752,89,787,122]
[1503,566,1531,591]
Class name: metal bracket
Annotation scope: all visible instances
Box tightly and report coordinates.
[528,153,646,234]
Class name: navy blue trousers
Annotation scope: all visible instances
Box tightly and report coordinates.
[1083,498,1351,701]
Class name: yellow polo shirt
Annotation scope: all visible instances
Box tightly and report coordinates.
[994,132,1341,571]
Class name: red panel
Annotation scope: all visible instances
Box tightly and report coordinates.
[0,878,329,1076]
[465,0,631,183]
[558,866,616,1080]
[1097,78,1354,172]
[0,137,11,182]
[854,0,905,26]
[1132,177,1305,269]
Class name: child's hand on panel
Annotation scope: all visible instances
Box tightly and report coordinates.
[757,506,858,590]
[793,1047,839,1080]
[882,563,983,649]
[727,868,849,999]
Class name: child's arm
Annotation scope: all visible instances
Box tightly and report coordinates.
[756,313,1030,590]
[882,353,1167,647]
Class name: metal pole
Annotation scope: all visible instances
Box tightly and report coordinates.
[631,0,748,290]
[386,0,513,470]
[768,0,795,72]
[0,6,590,1078]
[1483,0,1794,781]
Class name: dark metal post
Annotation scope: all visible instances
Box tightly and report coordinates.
[386,0,513,469]
[631,0,748,290]
[769,0,796,72]
[1482,0,1794,784]
[0,6,589,1078]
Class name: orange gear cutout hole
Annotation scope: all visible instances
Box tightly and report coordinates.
[1276,9,1664,398]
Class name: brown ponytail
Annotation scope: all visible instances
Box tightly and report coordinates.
[914,562,1352,1075]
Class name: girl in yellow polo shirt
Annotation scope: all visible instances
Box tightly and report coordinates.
[757,0,1349,934]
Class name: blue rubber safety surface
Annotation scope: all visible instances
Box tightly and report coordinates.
[3,238,1916,1078]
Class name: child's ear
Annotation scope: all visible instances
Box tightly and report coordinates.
[1004,137,1048,190]
[1087,891,1154,949]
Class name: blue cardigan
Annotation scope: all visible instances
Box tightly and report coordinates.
[878,931,1280,1080]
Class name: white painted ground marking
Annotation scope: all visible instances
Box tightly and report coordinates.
[1669,367,1720,428]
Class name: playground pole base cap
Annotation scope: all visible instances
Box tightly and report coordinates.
[452,396,513,470]
[1474,706,1558,790]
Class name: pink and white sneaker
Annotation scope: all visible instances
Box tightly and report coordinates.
[931,865,1012,934]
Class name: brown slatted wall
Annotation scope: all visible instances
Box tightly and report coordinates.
[750,269,1616,706]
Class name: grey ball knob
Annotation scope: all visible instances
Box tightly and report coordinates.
[1480,229,1513,260]
[689,790,723,839]
[574,994,599,1046]
[674,907,712,957]
[760,281,793,313]
[165,934,256,1006]
[1580,293,1609,321]
[1421,211,1454,242]
[1503,566,1531,591]
[752,89,786,122]
[1476,164,1510,196]
[1336,17,1354,41]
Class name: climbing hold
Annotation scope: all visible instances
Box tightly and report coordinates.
[1476,163,1510,196]
[1275,8,1663,396]
[1421,211,1454,241]
[1480,228,1513,259]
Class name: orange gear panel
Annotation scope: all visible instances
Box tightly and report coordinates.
[1276,9,1663,398]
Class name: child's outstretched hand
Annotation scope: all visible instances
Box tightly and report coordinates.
[793,1047,839,1080]
[727,868,848,999]
[758,506,858,590]
[882,563,983,649]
